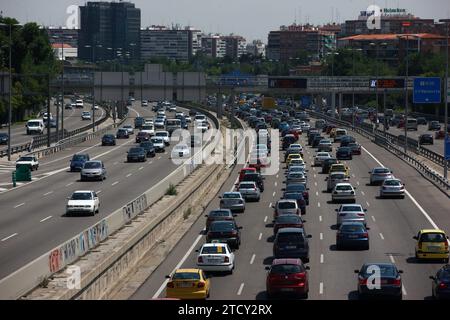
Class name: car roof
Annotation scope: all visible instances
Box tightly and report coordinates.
[271,258,302,266]
[419,229,446,234]
[72,190,93,193]
[277,199,298,203]
[223,192,241,195]
[335,183,352,186]
[174,268,201,274]
[340,221,365,226]
[201,242,228,248]
[277,227,305,234]
[86,160,102,163]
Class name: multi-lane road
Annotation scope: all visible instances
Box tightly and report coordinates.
[131,115,450,300]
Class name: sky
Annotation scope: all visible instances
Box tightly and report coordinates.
[1,0,449,42]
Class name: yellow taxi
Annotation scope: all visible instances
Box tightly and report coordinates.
[286,154,303,166]
[414,229,449,262]
[329,128,338,138]
[329,163,350,177]
[166,268,211,299]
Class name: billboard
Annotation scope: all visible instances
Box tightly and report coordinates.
[268,77,307,89]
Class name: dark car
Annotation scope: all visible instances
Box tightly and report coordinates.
[428,121,441,131]
[285,183,309,205]
[322,158,340,174]
[116,128,129,139]
[340,135,356,147]
[336,147,353,160]
[282,192,306,215]
[273,228,311,262]
[430,265,450,300]
[355,263,403,300]
[311,135,323,148]
[136,131,151,143]
[417,117,427,125]
[70,153,90,172]
[134,117,145,129]
[205,209,235,231]
[255,122,268,132]
[419,134,434,145]
[282,134,297,150]
[265,258,310,299]
[127,147,147,162]
[139,141,156,157]
[241,172,265,192]
[101,134,116,146]
[206,221,242,249]
[308,132,321,146]
[336,222,369,250]
[271,118,281,129]
[0,132,9,145]
[348,143,361,155]
[273,214,304,235]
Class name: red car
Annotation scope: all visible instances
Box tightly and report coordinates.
[239,167,257,182]
[265,258,309,299]
[435,130,445,139]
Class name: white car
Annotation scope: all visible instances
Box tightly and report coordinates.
[154,131,170,145]
[42,112,53,121]
[93,105,99,110]
[151,137,165,152]
[141,124,155,136]
[123,125,134,135]
[157,110,166,117]
[184,115,192,123]
[141,100,148,107]
[175,111,184,118]
[172,144,190,158]
[196,121,209,132]
[332,183,356,203]
[81,111,92,120]
[168,105,177,112]
[144,119,154,125]
[196,243,235,273]
[195,114,207,125]
[16,155,39,171]
[66,190,99,216]
[154,118,165,129]
[314,152,332,167]
[379,178,405,198]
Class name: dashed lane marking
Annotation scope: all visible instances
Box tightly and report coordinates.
[250,254,256,265]
[379,233,385,240]
[1,233,18,242]
[258,233,262,241]
[237,283,245,296]
[40,216,52,223]
[14,203,24,208]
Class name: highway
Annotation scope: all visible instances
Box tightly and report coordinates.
[131,115,450,300]
[0,102,212,280]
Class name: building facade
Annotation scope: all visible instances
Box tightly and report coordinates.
[201,35,226,58]
[46,27,79,49]
[222,35,247,60]
[52,43,78,60]
[246,40,266,58]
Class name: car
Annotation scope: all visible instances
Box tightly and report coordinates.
[196,243,235,274]
[172,144,190,159]
[430,265,450,300]
[417,117,427,125]
[326,171,349,192]
[265,258,310,299]
[165,269,210,300]
[322,158,340,174]
[237,181,261,202]
[285,183,309,205]
[313,152,331,167]
[205,209,236,230]
[336,222,369,250]
[16,155,39,171]
[155,131,170,145]
[0,132,8,145]
[196,121,209,133]
[66,190,100,216]
[26,119,45,135]
[219,192,245,213]
[317,139,333,152]
[355,263,403,300]
[419,134,434,145]
[335,129,348,142]
[286,153,302,166]
[286,172,307,185]
[239,167,257,182]
[273,214,305,235]
[288,159,306,169]
[348,142,361,155]
[81,111,92,120]
[369,167,394,185]
[127,147,147,162]
[151,137,165,152]
[80,160,106,181]
[332,183,356,203]
[102,134,116,146]
[123,125,134,135]
[336,204,367,227]
[329,163,350,177]
[141,100,148,107]
[379,178,405,198]
[141,124,155,136]
[282,192,307,215]
[206,220,242,249]
[42,112,53,121]
[414,229,449,262]
[135,131,151,143]
[168,105,177,112]
[69,153,90,172]
[273,199,300,219]
[65,103,73,110]
[154,118,166,129]
[311,135,323,148]
[273,228,311,262]
[45,118,57,128]
[241,172,265,192]
[340,135,356,147]
[428,121,441,131]
[336,147,353,160]
[116,128,129,139]
[194,114,207,125]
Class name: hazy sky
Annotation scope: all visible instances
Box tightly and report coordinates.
[1,0,449,41]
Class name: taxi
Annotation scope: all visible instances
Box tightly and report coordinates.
[286,154,303,166]
[329,163,350,177]
[414,229,449,262]
[166,268,211,299]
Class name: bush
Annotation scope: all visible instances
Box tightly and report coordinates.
[166,184,177,196]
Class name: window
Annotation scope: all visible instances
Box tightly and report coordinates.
[420,233,446,243]
[172,272,200,280]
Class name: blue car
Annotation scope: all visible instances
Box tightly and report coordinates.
[279,122,290,132]
[336,222,369,250]
[70,153,90,172]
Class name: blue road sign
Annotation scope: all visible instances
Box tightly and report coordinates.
[413,77,441,104]
[445,136,450,161]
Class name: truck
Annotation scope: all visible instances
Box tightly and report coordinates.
[26,119,45,135]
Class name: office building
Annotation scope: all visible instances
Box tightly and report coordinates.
[222,35,247,60]
[201,35,226,58]
[246,40,266,58]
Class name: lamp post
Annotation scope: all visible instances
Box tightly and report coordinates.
[0,22,12,161]
[444,21,449,179]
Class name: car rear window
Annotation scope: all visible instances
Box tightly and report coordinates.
[83,162,101,169]
[72,155,87,161]
[331,174,346,180]
[210,222,235,232]
[201,246,227,254]
[278,202,297,209]
[172,272,200,280]
[240,183,256,189]
[276,215,302,224]
[336,185,352,191]
[362,265,396,277]
[270,264,304,274]
[420,233,446,242]
[341,205,363,212]
[384,180,401,186]
[223,193,240,199]
[374,168,390,174]
[209,210,231,217]
[340,224,365,233]
[277,233,305,243]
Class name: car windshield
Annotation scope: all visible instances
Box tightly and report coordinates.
[84,162,101,169]
[201,246,227,254]
[152,138,163,143]
[223,193,240,199]
[374,168,390,174]
[336,185,352,191]
[340,224,365,233]
[289,173,304,178]
[210,222,235,232]
[331,173,346,180]
[175,145,187,150]
[276,215,301,224]
[209,210,231,217]
[18,157,33,161]
[341,205,363,212]
[138,132,148,136]
[172,272,200,280]
[72,155,87,161]
[240,183,255,189]
[156,132,167,137]
[28,121,40,126]
[420,233,446,242]
[278,202,296,209]
[362,265,397,277]
[338,148,350,152]
[270,264,304,274]
[71,192,92,200]
[384,180,401,186]
[277,233,305,244]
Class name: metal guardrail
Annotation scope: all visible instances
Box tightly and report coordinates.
[0,143,32,158]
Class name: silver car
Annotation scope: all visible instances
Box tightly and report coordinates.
[380,178,405,198]
[317,139,333,152]
[332,183,356,203]
[237,181,261,202]
[80,160,106,181]
[314,152,332,167]
[288,165,307,176]
[219,192,245,213]
[326,171,349,192]
[286,172,307,185]
[273,199,300,219]
[123,125,134,135]
[336,204,367,227]
[369,167,394,185]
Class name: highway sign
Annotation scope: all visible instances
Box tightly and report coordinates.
[413,77,441,104]
[445,136,450,161]
[369,78,405,89]
[268,77,307,89]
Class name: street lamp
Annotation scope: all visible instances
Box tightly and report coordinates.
[444,21,449,179]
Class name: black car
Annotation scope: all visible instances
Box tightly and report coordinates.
[282,192,306,215]
[273,228,311,262]
[282,135,297,150]
[0,133,8,145]
[419,134,434,145]
[134,117,145,129]
[417,117,427,125]
[241,172,265,192]
[340,135,356,147]
[428,121,441,131]
[355,263,403,300]
[322,158,340,174]
[206,221,242,249]
[127,147,146,162]
[273,214,304,235]
[205,209,236,231]
[116,128,129,139]
[308,133,321,146]
[285,184,309,205]
[336,147,353,160]
[430,265,450,300]
[70,153,90,172]
[101,134,116,146]
[136,131,151,143]
[336,222,369,250]
[140,141,156,157]
[311,135,323,148]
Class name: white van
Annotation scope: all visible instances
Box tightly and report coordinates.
[406,118,418,131]
[75,99,84,108]
[26,119,45,135]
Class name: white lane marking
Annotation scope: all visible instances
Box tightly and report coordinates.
[43,191,53,196]
[65,182,74,187]
[316,191,319,196]
[276,174,279,179]
[126,173,132,178]
[272,192,276,197]
[371,216,376,222]
[319,282,324,295]
[318,202,321,208]
[361,146,440,231]
[314,182,318,187]
[237,283,245,296]
[158,156,162,160]
[361,191,365,196]
[250,254,256,265]
[268,202,272,208]
[313,167,316,171]
[96,190,102,194]
[402,285,407,296]
[314,174,317,178]
[40,216,52,223]
[357,181,360,186]
[320,233,323,240]
[264,216,268,223]
[319,215,322,222]
[148,161,153,164]
[320,254,324,264]
[1,233,18,242]
[112,181,119,186]
[379,233,385,240]
[352,174,356,178]
[389,254,396,264]
[258,233,262,241]
[14,203,24,209]
[152,231,204,298]
[274,182,278,187]
[366,201,370,207]
[139,167,144,171]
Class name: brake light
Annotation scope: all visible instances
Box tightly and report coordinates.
[224,256,230,263]
[445,242,448,251]
[167,282,174,288]
[439,282,448,289]
[359,277,367,285]
[362,232,368,238]
[357,213,365,217]
[392,278,401,286]
[294,272,306,280]
[197,282,206,288]
[198,256,203,263]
